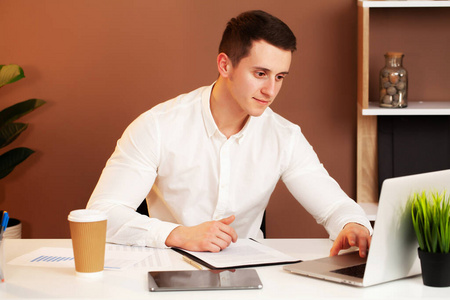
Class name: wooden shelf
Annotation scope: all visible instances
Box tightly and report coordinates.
[358,0,450,8]
[356,1,449,204]
[363,101,450,115]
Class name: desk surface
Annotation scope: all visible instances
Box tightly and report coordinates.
[0,239,448,299]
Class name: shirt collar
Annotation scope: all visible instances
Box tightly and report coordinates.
[201,82,253,144]
[201,83,218,138]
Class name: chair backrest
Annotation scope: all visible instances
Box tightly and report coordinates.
[136,199,149,216]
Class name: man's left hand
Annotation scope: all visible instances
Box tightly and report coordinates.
[329,223,371,258]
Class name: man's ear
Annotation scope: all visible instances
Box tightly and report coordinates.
[217,53,232,78]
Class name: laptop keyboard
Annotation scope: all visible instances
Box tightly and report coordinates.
[331,263,366,279]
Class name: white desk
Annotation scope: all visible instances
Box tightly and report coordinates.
[0,239,448,299]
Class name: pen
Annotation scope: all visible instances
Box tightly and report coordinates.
[182,255,203,270]
[0,211,9,237]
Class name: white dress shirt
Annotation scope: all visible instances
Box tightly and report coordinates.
[87,83,372,248]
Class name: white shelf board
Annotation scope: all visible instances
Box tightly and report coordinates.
[358,0,450,8]
[362,101,450,116]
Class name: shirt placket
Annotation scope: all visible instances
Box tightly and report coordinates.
[213,138,232,220]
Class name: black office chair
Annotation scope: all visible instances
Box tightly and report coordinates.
[136,199,149,216]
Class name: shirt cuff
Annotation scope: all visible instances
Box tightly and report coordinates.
[145,221,181,248]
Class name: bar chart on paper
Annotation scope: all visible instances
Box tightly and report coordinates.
[31,255,74,263]
[7,245,170,270]
[8,248,75,268]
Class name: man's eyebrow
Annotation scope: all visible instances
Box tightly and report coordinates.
[252,66,290,75]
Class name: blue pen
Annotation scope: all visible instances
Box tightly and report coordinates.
[1,211,9,236]
[0,211,4,233]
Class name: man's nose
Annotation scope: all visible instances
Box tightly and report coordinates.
[261,78,276,98]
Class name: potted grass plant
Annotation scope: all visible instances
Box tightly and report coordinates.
[0,64,46,238]
[410,190,450,287]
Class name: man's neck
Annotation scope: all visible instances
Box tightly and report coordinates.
[210,79,249,139]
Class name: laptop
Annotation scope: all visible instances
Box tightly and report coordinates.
[284,169,450,287]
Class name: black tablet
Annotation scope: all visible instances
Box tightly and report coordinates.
[148,269,263,292]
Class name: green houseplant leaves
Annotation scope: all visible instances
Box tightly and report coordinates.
[410,190,450,254]
[410,189,450,287]
[0,64,45,179]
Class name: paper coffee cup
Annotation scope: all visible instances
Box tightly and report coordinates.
[68,209,107,278]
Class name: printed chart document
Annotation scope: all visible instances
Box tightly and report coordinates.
[173,239,302,269]
[8,244,172,270]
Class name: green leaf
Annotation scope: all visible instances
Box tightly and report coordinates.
[0,99,46,128]
[0,122,28,148]
[438,196,450,253]
[0,65,43,180]
[410,190,450,253]
[0,147,34,179]
[411,195,426,250]
[0,64,25,88]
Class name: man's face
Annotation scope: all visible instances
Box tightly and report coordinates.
[226,40,292,117]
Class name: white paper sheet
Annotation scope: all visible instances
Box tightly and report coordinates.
[181,239,299,269]
[7,244,171,270]
[105,244,172,269]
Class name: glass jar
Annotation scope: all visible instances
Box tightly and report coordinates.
[379,52,408,108]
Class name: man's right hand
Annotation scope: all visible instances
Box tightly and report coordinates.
[165,215,238,252]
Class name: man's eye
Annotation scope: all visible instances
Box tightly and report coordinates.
[256,72,266,77]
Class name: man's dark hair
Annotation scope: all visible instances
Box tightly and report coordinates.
[218,10,297,66]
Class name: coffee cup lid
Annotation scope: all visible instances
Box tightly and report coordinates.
[68,209,107,222]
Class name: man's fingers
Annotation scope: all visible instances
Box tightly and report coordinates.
[330,237,347,256]
[215,230,233,245]
[218,215,238,242]
[347,232,356,247]
[358,234,371,258]
[219,215,235,225]
[210,238,230,252]
[357,238,368,257]
[329,243,340,257]
[206,241,224,253]
[329,223,372,258]
[203,228,235,252]
[165,217,239,252]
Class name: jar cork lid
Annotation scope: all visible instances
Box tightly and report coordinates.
[385,52,404,57]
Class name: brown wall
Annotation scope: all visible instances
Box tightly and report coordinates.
[369,7,450,103]
[1,0,361,239]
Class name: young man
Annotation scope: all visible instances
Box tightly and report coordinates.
[87,10,372,257]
